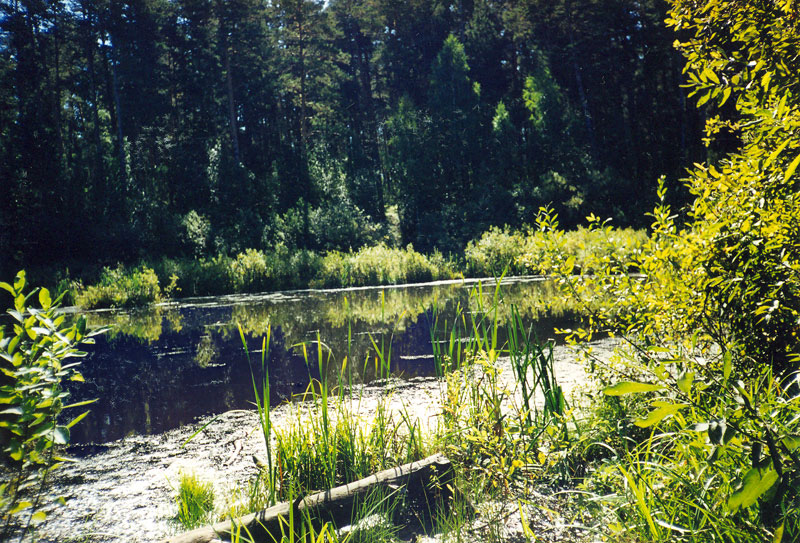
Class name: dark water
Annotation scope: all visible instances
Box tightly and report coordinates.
[63,277,570,444]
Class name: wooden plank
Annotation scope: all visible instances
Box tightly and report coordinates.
[164,454,457,543]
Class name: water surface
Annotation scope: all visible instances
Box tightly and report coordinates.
[66,277,570,444]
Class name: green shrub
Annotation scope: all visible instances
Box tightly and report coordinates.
[312,244,455,289]
[0,271,98,540]
[74,265,162,309]
[228,248,271,293]
[532,0,800,538]
[464,223,647,278]
[181,210,211,257]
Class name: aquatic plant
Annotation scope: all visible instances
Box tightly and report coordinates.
[174,472,215,530]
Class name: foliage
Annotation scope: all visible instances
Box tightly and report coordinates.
[215,278,570,540]
[174,472,216,531]
[73,265,166,309]
[526,0,800,539]
[72,244,462,308]
[312,244,456,289]
[181,211,212,258]
[429,282,571,497]
[274,399,425,500]
[0,271,98,541]
[1,0,704,277]
[464,224,646,277]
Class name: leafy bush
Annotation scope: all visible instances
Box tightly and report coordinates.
[0,271,98,540]
[74,265,163,309]
[464,223,647,278]
[533,0,800,539]
[181,210,211,258]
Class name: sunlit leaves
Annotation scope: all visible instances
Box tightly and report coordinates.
[634,401,690,428]
[538,1,800,536]
[785,153,800,183]
[0,270,97,538]
[603,382,664,396]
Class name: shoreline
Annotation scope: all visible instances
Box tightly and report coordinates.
[38,339,614,543]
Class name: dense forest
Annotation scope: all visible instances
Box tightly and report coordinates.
[1,0,707,279]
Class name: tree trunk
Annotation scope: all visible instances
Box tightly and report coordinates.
[223,34,240,164]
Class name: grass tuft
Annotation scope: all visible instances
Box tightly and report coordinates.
[175,472,215,531]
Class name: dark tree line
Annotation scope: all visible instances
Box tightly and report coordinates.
[0,0,705,276]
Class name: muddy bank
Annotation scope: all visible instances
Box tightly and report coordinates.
[37,339,615,543]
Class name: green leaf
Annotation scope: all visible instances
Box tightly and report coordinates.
[8,501,33,515]
[766,139,790,167]
[0,281,13,295]
[9,441,23,461]
[31,511,47,524]
[785,152,800,183]
[66,410,90,429]
[720,87,732,106]
[8,334,21,356]
[762,71,772,90]
[76,317,87,338]
[62,398,97,409]
[703,67,720,84]
[781,435,800,451]
[53,426,70,445]
[603,381,664,396]
[635,402,689,428]
[728,465,779,511]
[723,351,732,380]
[773,523,784,543]
[677,372,695,395]
[38,288,51,310]
[13,271,26,292]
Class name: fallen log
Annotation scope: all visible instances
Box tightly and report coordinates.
[164,453,460,543]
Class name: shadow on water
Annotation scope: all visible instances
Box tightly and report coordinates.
[63,277,575,445]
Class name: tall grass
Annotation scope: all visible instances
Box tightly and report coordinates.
[507,305,565,445]
[72,264,170,308]
[239,323,277,506]
[72,245,459,308]
[311,244,456,289]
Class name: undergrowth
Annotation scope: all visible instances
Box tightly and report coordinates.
[55,224,643,309]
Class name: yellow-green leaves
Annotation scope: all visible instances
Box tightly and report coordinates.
[785,152,800,183]
[38,288,51,310]
[635,401,690,428]
[677,372,695,395]
[603,381,664,396]
[723,351,733,380]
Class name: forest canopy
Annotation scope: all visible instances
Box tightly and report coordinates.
[0,0,706,277]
